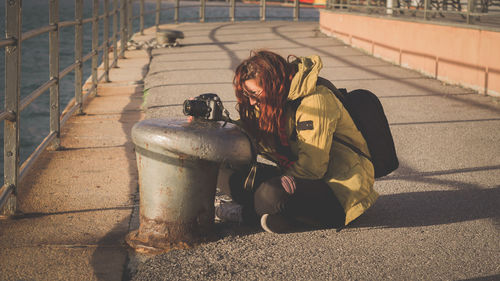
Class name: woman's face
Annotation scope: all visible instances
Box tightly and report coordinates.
[243,79,264,106]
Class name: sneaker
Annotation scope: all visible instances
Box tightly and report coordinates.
[260,213,293,234]
[215,202,243,223]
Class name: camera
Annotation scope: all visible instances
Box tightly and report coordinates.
[183,93,227,121]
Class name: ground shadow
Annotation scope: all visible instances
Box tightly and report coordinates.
[351,186,500,229]
[90,57,150,278]
[351,162,500,229]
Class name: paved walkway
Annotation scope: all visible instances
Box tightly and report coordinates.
[0,21,499,280]
[136,21,500,280]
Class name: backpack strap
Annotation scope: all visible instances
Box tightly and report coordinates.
[316,77,373,162]
[316,77,346,103]
[288,98,302,141]
[332,135,371,161]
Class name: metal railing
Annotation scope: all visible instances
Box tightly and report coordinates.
[0,0,315,215]
[0,0,131,215]
[325,0,500,27]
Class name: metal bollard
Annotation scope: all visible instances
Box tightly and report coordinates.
[126,118,252,254]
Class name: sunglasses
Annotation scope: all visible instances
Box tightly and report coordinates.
[242,88,263,100]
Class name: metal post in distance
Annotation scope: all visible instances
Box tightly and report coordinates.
[104,0,110,82]
[467,0,476,24]
[92,0,99,95]
[121,0,127,56]
[260,0,266,21]
[230,0,235,22]
[140,0,145,34]
[75,0,84,114]
[200,0,206,23]
[49,0,61,150]
[127,0,132,40]
[112,0,118,66]
[294,0,299,21]
[424,0,429,20]
[175,0,180,24]
[155,0,161,30]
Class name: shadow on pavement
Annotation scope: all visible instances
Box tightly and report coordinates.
[89,66,148,277]
[352,185,500,229]
[460,274,500,281]
[352,161,500,229]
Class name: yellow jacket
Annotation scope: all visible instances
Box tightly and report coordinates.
[259,55,378,225]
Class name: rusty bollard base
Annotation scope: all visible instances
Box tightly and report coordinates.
[126,230,190,255]
[127,118,252,254]
[125,220,215,254]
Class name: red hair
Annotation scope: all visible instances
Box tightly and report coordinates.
[233,50,297,146]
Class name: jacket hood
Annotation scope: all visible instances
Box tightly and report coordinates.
[288,55,323,101]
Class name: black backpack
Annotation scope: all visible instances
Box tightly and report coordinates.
[316,77,399,178]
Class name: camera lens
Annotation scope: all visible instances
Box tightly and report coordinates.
[183,99,210,117]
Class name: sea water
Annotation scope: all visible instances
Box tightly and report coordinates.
[0,0,318,184]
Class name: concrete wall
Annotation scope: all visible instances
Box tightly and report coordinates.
[319,10,500,97]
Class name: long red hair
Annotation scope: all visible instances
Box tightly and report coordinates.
[233,50,297,146]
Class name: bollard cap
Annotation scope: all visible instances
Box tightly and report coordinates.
[132,118,252,166]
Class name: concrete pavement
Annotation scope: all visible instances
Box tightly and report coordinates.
[134,21,500,280]
[0,20,498,280]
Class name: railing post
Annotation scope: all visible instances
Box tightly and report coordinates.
[121,0,128,56]
[230,0,235,22]
[128,0,133,40]
[294,0,299,21]
[140,0,145,34]
[75,0,84,114]
[386,0,393,15]
[155,0,161,30]
[200,0,206,23]
[175,0,179,24]
[113,0,118,66]
[467,0,476,24]
[424,0,429,20]
[1,0,22,216]
[92,0,99,95]
[260,0,266,22]
[104,0,111,82]
[49,0,61,150]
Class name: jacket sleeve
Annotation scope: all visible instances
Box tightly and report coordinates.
[284,92,340,179]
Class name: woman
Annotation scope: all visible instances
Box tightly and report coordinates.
[216,50,378,233]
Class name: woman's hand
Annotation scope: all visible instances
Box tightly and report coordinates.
[281,175,296,194]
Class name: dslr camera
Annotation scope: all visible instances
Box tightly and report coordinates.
[183,93,228,121]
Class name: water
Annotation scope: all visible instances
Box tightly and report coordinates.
[0,0,318,184]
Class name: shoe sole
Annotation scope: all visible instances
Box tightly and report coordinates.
[260,214,275,233]
[261,213,292,234]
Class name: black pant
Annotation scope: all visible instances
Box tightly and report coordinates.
[229,163,346,229]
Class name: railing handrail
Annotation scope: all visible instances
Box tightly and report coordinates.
[326,0,500,27]
[0,0,127,215]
